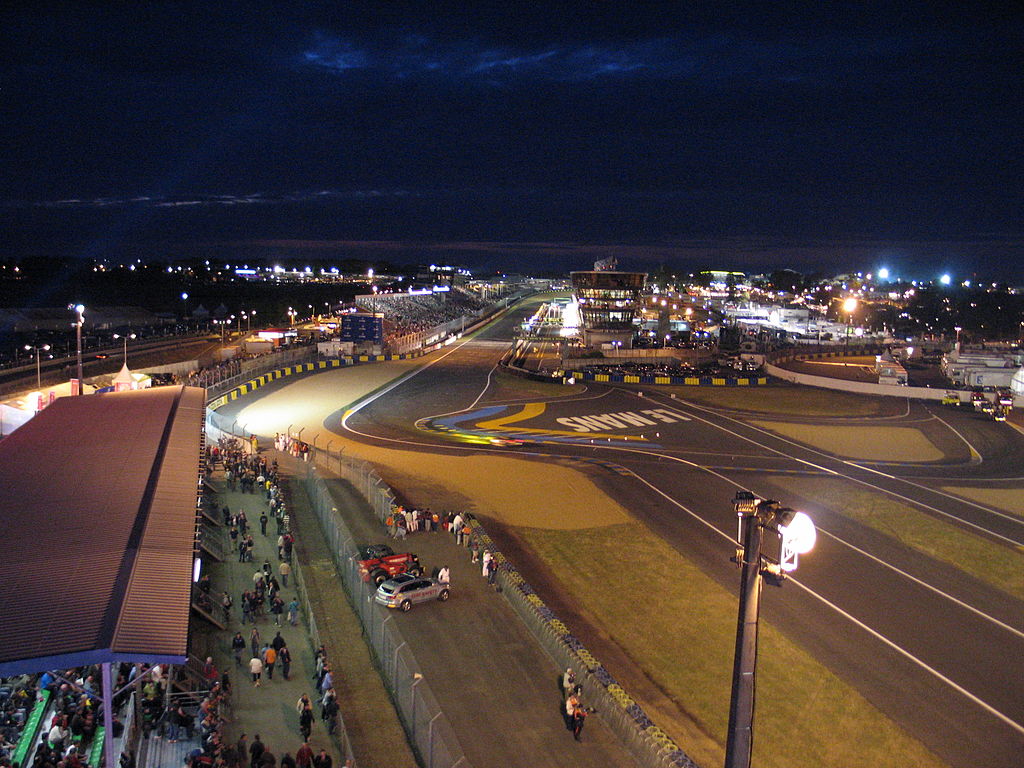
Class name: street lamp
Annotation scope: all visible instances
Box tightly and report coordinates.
[725,492,815,768]
[24,344,51,389]
[112,333,136,366]
[842,297,858,354]
[954,326,962,350]
[287,307,296,326]
[68,303,85,394]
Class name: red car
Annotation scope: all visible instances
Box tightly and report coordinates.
[357,551,423,586]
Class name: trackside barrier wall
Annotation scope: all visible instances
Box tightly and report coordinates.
[299,460,469,768]
[565,370,767,387]
[307,445,699,768]
[766,348,948,400]
[206,352,421,411]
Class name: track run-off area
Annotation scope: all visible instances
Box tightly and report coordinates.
[223,297,1024,768]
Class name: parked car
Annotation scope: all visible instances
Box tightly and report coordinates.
[375,573,450,612]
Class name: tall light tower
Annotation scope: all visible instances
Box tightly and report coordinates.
[113,333,136,366]
[725,492,816,768]
[25,344,51,389]
[69,304,85,393]
[842,297,858,354]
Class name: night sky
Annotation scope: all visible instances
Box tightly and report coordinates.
[1,3,1022,279]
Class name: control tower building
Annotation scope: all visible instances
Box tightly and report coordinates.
[570,257,646,349]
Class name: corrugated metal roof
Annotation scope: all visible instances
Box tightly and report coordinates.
[0,386,205,674]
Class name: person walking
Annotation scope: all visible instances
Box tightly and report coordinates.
[279,645,292,681]
[271,595,285,627]
[232,633,246,667]
[279,561,291,588]
[294,743,313,768]
[298,706,314,742]
[221,591,233,623]
[248,656,263,687]
[312,749,332,768]
[288,597,300,626]
[259,512,268,535]
[241,591,252,625]
[263,645,277,680]
[250,628,261,659]
[248,735,265,768]
[486,555,497,586]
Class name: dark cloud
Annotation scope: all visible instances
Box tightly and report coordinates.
[0,3,1021,278]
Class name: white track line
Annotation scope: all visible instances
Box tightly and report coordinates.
[787,577,1024,737]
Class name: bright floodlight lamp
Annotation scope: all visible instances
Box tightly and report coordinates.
[777,509,816,573]
[842,297,858,314]
[726,495,814,768]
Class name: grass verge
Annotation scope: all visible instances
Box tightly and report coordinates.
[661,381,894,417]
[780,477,1024,600]
[751,421,944,462]
[519,523,946,768]
[940,486,1024,518]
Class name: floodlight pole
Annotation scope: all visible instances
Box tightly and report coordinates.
[725,496,765,768]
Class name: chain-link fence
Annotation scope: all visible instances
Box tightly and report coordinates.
[299,464,469,768]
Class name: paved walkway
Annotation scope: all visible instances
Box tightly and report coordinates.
[197,466,345,768]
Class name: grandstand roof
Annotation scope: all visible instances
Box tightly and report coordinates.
[0,386,206,675]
